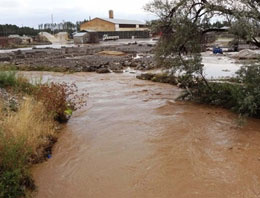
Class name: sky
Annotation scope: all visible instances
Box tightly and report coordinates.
[0,0,156,28]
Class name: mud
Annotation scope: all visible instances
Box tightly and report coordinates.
[29,72,260,198]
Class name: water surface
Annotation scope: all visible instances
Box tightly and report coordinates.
[28,72,260,198]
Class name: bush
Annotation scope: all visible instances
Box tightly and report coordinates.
[0,132,34,197]
[137,73,178,85]
[137,64,260,118]
[181,64,260,118]
[235,65,260,117]
[0,71,17,88]
[0,70,36,94]
[2,98,56,153]
[0,70,87,123]
[34,82,87,122]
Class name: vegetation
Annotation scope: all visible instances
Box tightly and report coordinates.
[0,24,39,37]
[0,71,87,197]
[144,0,260,118]
[0,19,86,38]
[138,64,260,118]
[0,71,35,94]
[0,64,75,73]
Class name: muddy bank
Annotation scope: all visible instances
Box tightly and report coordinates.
[30,72,260,198]
[0,43,157,73]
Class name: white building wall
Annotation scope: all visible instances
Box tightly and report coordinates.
[115,24,120,31]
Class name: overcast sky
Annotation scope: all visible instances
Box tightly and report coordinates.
[0,0,156,28]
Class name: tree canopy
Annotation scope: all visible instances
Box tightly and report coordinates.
[0,24,39,37]
[145,0,260,118]
[145,0,260,47]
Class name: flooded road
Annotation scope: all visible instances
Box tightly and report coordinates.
[31,72,260,198]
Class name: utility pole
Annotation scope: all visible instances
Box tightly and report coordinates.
[51,14,54,35]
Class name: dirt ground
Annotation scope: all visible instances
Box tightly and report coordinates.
[0,42,157,73]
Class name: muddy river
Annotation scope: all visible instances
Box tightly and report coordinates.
[28,72,260,198]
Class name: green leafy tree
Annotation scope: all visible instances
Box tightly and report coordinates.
[145,0,260,117]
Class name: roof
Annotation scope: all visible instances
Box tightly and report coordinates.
[73,32,88,37]
[8,35,20,38]
[98,18,146,25]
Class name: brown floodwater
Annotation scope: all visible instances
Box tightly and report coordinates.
[28,72,260,198]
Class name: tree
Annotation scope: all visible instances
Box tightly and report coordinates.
[0,24,39,37]
[145,0,260,82]
[145,0,260,117]
[145,0,212,88]
[145,0,260,48]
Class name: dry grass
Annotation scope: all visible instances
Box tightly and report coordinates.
[1,97,56,153]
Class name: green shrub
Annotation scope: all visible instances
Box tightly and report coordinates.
[0,132,34,197]
[0,71,17,88]
[34,82,87,123]
[137,73,178,85]
[138,65,260,118]
[0,70,36,94]
[182,64,260,118]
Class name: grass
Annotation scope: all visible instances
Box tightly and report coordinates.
[0,70,17,88]
[0,133,34,198]
[0,70,35,94]
[0,70,87,197]
[0,63,74,73]
[2,98,56,153]
[0,98,55,197]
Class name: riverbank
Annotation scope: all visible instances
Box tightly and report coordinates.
[0,71,86,197]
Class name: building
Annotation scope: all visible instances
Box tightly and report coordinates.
[8,35,33,44]
[73,32,99,44]
[80,10,148,32]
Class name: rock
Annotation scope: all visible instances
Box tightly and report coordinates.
[0,56,11,62]
[14,50,22,55]
[15,54,26,59]
[82,66,97,72]
[113,70,124,73]
[74,66,83,72]
[231,49,260,59]
[109,63,123,71]
[123,61,132,67]
[130,61,138,68]
[96,68,110,73]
